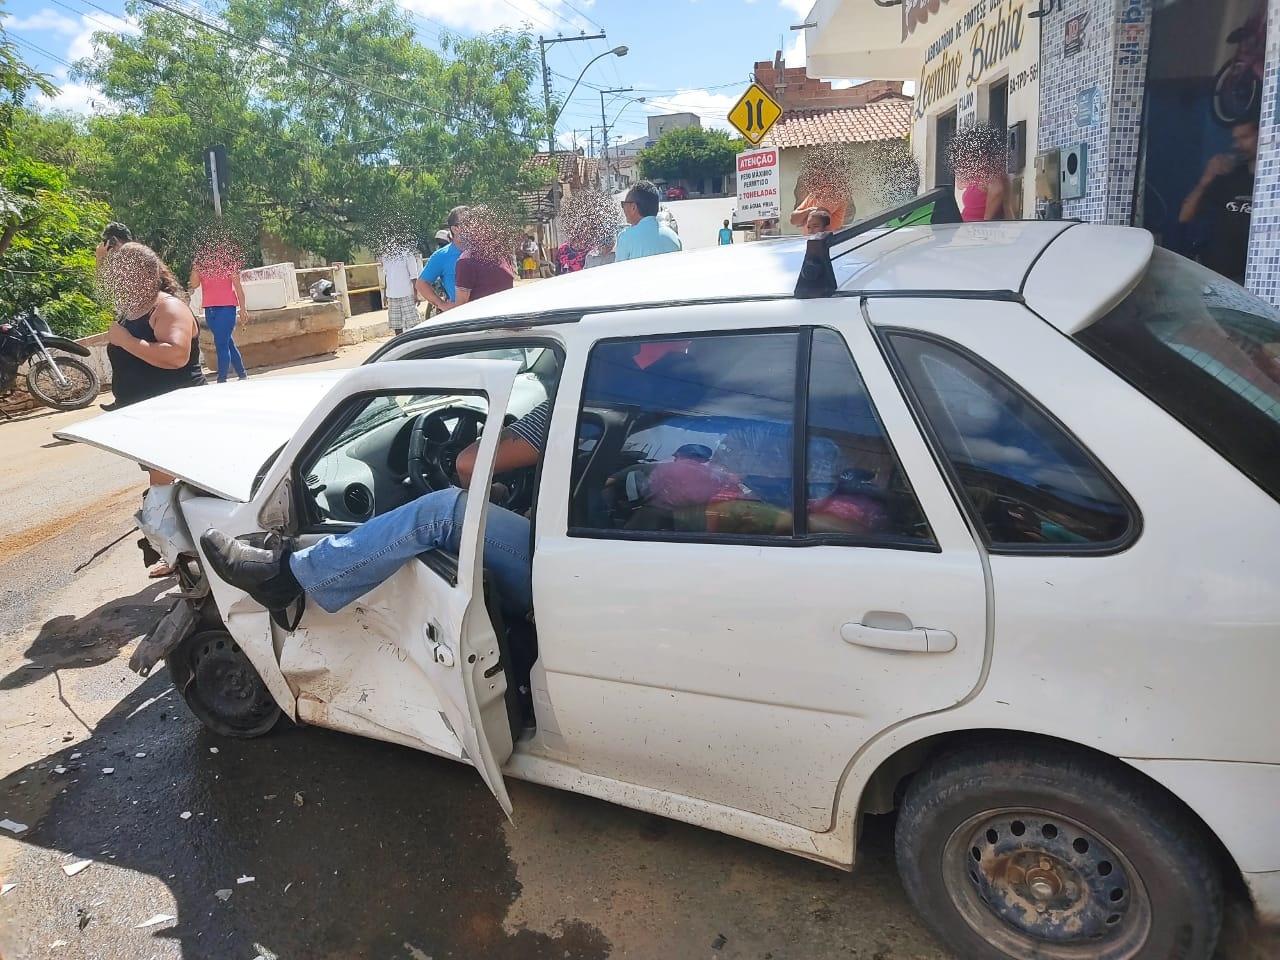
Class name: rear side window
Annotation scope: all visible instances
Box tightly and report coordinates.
[889,334,1134,550]
[1077,248,1280,504]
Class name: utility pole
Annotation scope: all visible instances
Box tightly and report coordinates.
[538,32,611,248]
[599,86,633,196]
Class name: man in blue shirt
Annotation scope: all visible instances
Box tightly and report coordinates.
[615,181,682,262]
[415,205,468,313]
[717,219,734,245]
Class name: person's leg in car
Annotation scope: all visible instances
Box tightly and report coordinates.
[200,488,532,618]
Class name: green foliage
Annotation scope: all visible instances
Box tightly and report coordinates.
[70,0,548,270]
[0,18,111,340]
[0,143,113,339]
[636,127,745,185]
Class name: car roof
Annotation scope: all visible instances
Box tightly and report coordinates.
[396,221,1152,345]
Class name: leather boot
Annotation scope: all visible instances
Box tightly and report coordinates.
[199,528,302,611]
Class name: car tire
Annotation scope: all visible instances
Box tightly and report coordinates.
[167,629,282,739]
[894,742,1222,960]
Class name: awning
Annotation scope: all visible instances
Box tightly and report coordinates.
[804,0,934,81]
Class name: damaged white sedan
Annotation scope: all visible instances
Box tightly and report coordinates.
[60,199,1280,960]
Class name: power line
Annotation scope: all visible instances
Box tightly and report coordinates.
[8,34,76,70]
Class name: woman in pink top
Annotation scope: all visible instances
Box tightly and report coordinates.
[947,123,1011,223]
[189,234,247,382]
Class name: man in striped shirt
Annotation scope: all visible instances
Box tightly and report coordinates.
[200,401,551,625]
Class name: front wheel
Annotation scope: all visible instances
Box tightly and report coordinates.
[167,629,282,738]
[894,744,1222,960]
[26,356,100,410]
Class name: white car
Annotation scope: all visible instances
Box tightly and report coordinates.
[61,209,1280,960]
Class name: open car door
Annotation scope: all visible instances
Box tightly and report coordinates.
[185,359,522,814]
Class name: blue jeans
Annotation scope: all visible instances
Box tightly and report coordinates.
[205,305,246,382]
[288,488,533,618]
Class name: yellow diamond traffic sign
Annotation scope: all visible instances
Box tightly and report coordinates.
[728,82,782,146]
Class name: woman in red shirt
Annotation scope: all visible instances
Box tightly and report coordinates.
[189,237,247,382]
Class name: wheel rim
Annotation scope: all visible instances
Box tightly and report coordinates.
[30,359,93,404]
[944,807,1152,960]
[186,631,278,736]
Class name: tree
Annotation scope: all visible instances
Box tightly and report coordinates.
[0,13,111,339]
[75,0,549,269]
[636,127,745,186]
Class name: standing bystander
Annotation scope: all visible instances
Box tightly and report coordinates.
[718,219,734,245]
[1180,116,1260,285]
[416,206,467,314]
[615,181,682,262]
[380,245,420,334]
[454,205,515,305]
[189,231,247,383]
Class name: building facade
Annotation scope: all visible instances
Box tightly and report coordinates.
[805,0,1280,304]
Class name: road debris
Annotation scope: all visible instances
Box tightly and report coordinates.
[134,914,175,928]
[53,765,67,774]
[61,860,92,877]
[215,888,232,901]
[712,933,728,950]
[101,768,114,775]
[180,811,192,820]
[293,792,304,807]
[70,752,82,760]
[135,752,147,759]
[0,819,28,835]
[209,747,219,754]
[237,875,255,884]
[1,883,15,895]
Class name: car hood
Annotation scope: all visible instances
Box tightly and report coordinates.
[54,371,348,502]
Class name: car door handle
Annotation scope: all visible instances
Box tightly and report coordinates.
[840,621,957,653]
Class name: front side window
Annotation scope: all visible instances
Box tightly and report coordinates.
[1076,248,1280,504]
[570,329,934,546]
[889,334,1133,550]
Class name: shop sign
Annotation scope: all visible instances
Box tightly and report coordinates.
[1064,13,1087,57]
[735,147,780,220]
[916,0,1029,121]
[1075,86,1102,128]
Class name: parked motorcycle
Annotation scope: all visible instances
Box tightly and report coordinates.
[0,311,100,411]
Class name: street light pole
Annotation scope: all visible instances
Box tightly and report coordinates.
[599,89,645,193]
[538,34,626,245]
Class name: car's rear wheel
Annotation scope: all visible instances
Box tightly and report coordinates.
[894,744,1222,960]
[167,629,281,738]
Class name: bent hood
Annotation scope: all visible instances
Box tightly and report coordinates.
[54,372,347,502]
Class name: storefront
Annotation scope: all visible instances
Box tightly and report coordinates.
[805,0,1280,305]
[807,0,1042,218]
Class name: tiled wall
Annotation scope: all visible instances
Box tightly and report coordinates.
[1037,0,1152,225]
[1245,0,1280,303]
[1038,0,1280,306]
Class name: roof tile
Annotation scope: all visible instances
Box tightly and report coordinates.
[760,97,913,149]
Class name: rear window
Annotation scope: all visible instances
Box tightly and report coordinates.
[1077,248,1280,504]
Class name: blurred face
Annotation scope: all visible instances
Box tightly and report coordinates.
[1234,122,1260,160]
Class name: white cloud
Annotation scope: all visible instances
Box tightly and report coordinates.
[640,89,738,132]
[66,12,135,63]
[39,81,105,113]
[7,9,81,34]
[777,0,814,16]
[399,0,594,33]
[784,28,805,67]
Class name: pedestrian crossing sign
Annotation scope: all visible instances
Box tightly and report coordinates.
[728,83,782,146]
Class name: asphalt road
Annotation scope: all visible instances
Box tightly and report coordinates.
[0,338,1272,960]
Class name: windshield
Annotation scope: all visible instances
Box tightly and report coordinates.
[1076,248,1280,503]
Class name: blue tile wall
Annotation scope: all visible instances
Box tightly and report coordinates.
[1245,0,1280,304]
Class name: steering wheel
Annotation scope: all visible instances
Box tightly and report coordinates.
[406,405,535,511]
[407,405,487,495]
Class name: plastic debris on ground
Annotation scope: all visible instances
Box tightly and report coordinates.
[61,860,92,877]
[215,888,232,901]
[209,747,219,754]
[1,883,15,895]
[0,819,28,835]
[237,875,255,884]
[69,752,81,760]
[293,792,304,807]
[134,914,175,928]
[101,768,114,775]
[180,811,192,820]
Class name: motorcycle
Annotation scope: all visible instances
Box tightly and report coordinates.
[0,310,101,411]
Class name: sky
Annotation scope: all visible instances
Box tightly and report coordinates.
[3,0,822,150]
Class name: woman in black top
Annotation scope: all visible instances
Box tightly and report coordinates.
[102,242,206,575]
